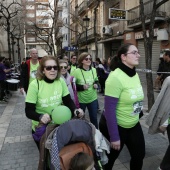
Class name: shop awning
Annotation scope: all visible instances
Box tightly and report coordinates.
[98,35,123,43]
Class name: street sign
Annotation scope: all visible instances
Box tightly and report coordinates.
[109,8,127,20]
[64,46,78,51]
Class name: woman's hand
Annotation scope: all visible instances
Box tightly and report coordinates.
[83,84,90,90]
[40,114,51,124]
[111,140,121,150]
[74,108,84,118]
[93,83,98,89]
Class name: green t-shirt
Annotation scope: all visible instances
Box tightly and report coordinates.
[72,67,98,103]
[29,62,39,84]
[70,65,77,75]
[26,78,69,131]
[105,68,144,128]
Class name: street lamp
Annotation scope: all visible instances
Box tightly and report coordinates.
[60,36,63,58]
[83,16,90,52]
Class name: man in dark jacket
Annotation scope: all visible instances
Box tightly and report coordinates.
[20,48,39,94]
[161,51,170,83]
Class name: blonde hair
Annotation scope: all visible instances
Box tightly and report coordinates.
[59,59,68,66]
[36,55,60,80]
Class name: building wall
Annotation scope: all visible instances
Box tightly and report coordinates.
[0,28,8,57]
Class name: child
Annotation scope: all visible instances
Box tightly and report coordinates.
[69,152,95,170]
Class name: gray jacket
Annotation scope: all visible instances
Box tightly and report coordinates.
[146,76,170,134]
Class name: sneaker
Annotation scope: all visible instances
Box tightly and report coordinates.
[0,98,8,103]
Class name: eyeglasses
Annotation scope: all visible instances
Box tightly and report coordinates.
[44,65,58,71]
[84,57,92,61]
[126,51,140,55]
[60,66,68,69]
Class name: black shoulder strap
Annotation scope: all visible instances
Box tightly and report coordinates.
[36,79,39,90]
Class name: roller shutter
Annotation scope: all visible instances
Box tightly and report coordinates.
[137,40,160,84]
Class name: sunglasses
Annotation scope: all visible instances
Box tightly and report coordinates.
[60,66,68,69]
[44,65,58,71]
[72,58,77,60]
[84,57,92,61]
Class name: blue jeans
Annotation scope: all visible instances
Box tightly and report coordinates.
[80,99,98,128]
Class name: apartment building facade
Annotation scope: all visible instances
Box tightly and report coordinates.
[23,0,53,57]
[69,0,104,60]
[68,0,170,83]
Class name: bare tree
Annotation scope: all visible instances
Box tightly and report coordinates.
[0,0,22,60]
[140,0,169,110]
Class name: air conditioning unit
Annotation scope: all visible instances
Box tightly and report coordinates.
[102,25,113,35]
[157,29,169,41]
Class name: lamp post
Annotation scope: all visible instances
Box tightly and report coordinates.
[60,36,63,58]
[83,16,90,52]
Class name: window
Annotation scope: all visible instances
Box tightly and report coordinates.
[36,19,48,24]
[36,10,48,17]
[58,11,62,19]
[27,13,35,18]
[27,21,34,25]
[27,29,35,34]
[27,37,35,41]
[26,5,35,10]
[37,36,48,41]
[37,5,48,10]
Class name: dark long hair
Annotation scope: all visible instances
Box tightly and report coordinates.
[109,43,134,71]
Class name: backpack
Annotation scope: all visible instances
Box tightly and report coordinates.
[59,142,93,170]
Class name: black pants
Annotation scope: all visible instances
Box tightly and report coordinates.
[99,78,106,93]
[99,115,145,170]
[0,80,5,100]
[160,125,170,170]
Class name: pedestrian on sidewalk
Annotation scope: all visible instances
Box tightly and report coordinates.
[146,76,170,170]
[25,56,84,150]
[20,48,40,94]
[59,59,79,108]
[99,43,145,170]
[0,57,14,102]
[71,52,99,128]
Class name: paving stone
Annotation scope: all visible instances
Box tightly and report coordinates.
[6,117,32,137]
[0,141,38,169]
[0,106,6,116]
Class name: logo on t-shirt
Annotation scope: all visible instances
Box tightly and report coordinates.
[131,101,143,116]
[30,70,37,78]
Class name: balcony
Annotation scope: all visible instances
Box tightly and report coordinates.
[78,1,88,15]
[79,27,100,43]
[127,0,166,28]
[87,0,97,7]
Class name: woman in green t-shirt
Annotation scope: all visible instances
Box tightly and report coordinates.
[25,56,84,149]
[99,43,145,170]
[71,52,99,128]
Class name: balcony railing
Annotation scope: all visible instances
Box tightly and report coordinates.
[79,27,99,43]
[127,0,166,27]
[87,0,96,7]
[78,1,88,15]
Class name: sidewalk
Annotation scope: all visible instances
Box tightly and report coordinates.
[0,88,169,170]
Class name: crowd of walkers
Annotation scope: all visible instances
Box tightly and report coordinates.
[1,44,168,170]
